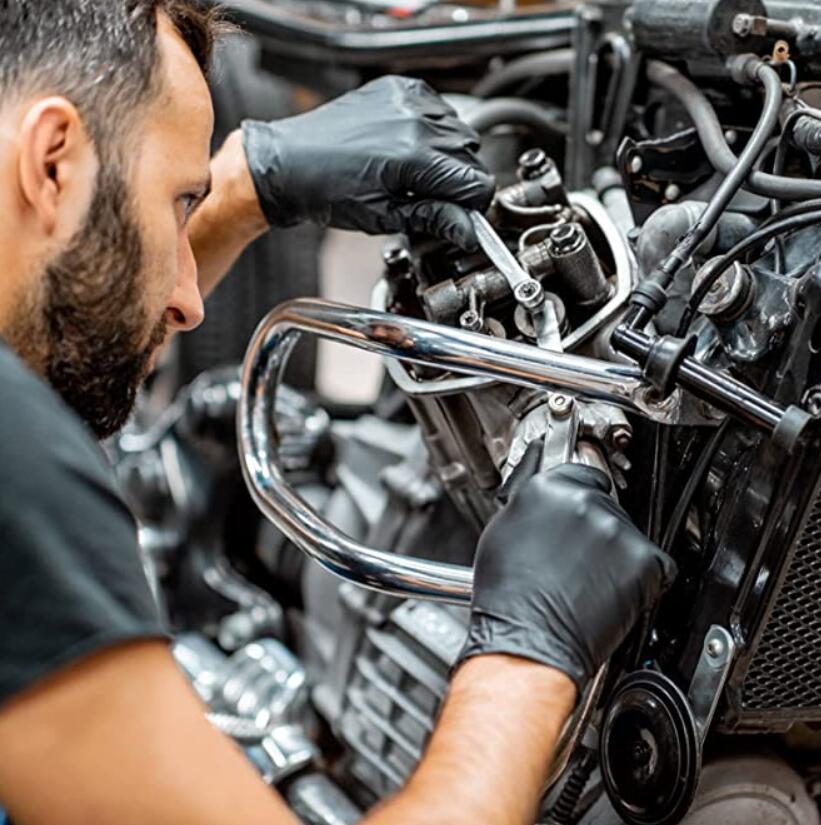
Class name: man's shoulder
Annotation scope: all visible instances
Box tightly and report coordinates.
[0,343,111,487]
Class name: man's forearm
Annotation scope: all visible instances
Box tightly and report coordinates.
[190,130,269,299]
[363,655,577,825]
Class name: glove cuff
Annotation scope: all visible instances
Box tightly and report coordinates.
[456,611,589,693]
[241,120,302,228]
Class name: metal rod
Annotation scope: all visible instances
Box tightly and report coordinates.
[612,326,786,433]
[238,298,666,604]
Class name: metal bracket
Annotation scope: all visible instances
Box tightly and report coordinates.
[541,395,580,472]
[687,625,736,742]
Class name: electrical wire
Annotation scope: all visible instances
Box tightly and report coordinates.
[627,60,783,329]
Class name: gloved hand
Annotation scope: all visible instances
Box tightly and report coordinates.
[459,462,677,690]
[242,76,496,251]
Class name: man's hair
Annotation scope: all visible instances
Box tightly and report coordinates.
[0,1,225,151]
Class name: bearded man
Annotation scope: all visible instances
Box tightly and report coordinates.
[0,3,674,824]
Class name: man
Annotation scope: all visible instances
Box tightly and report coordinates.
[0,2,675,823]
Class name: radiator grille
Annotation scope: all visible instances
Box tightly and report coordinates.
[741,488,821,710]
[337,601,468,799]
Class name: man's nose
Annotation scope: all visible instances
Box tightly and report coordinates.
[165,247,205,332]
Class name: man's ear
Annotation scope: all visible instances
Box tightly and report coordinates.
[16,97,97,238]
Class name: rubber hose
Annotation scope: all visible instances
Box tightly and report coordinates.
[647,60,821,201]
[472,48,574,99]
[464,98,567,148]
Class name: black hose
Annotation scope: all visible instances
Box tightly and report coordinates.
[472,48,574,99]
[628,60,783,328]
[771,106,821,271]
[677,208,821,336]
[464,98,567,148]
[647,60,821,201]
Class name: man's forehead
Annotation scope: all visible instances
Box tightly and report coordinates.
[148,14,214,160]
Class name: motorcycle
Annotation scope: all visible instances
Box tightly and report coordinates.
[117,1,821,822]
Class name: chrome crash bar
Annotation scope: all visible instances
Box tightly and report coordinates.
[238,297,673,605]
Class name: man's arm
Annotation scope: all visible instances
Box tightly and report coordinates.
[0,643,571,825]
[189,130,268,299]
[364,656,576,825]
[0,641,300,825]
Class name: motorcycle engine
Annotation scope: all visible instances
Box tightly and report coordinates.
[117,1,821,823]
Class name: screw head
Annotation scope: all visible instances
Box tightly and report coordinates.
[707,638,725,659]
[459,309,482,332]
[514,280,545,310]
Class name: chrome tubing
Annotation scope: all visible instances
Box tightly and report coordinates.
[239,297,665,605]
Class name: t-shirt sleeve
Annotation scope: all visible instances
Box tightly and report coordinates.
[0,349,166,707]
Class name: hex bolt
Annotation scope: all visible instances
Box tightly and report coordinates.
[459,309,483,332]
[611,426,633,451]
[549,222,583,254]
[548,394,574,418]
[518,148,551,181]
[707,637,725,659]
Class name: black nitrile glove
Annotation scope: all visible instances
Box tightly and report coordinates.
[242,76,496,251]
[460,462,677,690]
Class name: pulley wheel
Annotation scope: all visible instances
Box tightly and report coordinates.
[600,670,701,825]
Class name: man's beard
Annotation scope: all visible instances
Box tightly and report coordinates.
[7,166,167,440]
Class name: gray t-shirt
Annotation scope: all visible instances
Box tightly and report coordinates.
[0,342,165,707]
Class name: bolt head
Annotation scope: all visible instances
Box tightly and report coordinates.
[514,280,545,311]
[549,222,583,254]
[611,426,633,450]
[459,310,482,332]
[518,148,550,180]
[548,394,574,417]
[707,638,725,658]
[664,183,681,202]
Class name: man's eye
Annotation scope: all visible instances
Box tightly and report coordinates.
[178,195,199,224]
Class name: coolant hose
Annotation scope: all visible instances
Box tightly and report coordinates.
[472,48,574,99]
[647,60,821,201]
